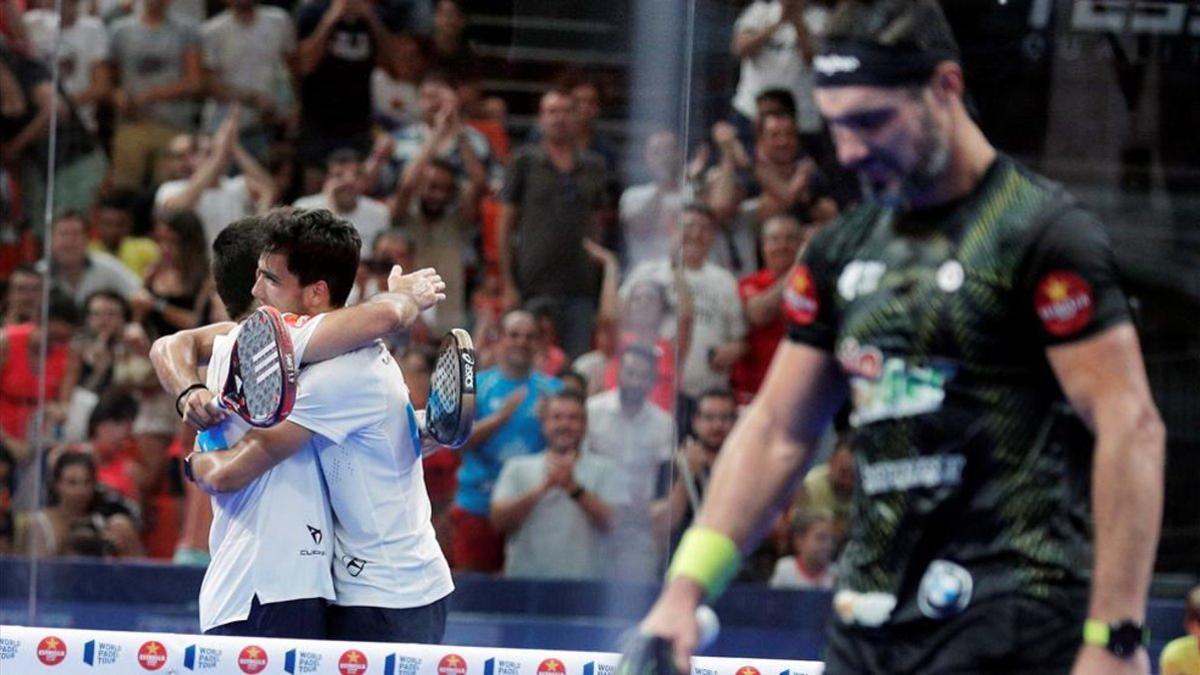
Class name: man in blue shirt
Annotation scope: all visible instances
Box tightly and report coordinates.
[452,310,561,572]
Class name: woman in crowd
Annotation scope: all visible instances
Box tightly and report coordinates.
[131,209,214,339]
[16,450,142,558]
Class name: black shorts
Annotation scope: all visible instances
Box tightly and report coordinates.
[204,595,326,639]
[327,595,448,643]
[824,595,1084,675]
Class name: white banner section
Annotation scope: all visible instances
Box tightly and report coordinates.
[0,625,824,675]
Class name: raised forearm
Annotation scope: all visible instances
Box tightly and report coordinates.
[745,280,785,327]
[304,294,420,363]
[150,323,233,395]
[732,22,783,59]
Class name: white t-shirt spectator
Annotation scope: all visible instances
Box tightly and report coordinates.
[155,175,252,247]
[201,5,296,132]
[618,182,683,270]
[371,67,419,131]
[731,0,829,133]
[21,11,110,130]
[622,260,747,398]
[769,556,836,590]
[293,194,390,253]
[492,451,625,580]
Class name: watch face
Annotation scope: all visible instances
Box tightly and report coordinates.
[1109,622,1145,658]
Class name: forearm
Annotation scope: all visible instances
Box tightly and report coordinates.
[232,142,274,192]
[596,259,619,324]
[457,134,488,190]
[74,63,113,106]
[164,149,230,210]
[190,438,278,493]
[304,293,420,363]
[497,205,518,287]
[1088,410,1165,621]
[707,156,741,222]
[149,323,233,395]
[296,17,339,76]
[462,409,513,450]
[490,486,547,532]
[745,282,785,327]
[575,490,613,531]
[732,23,782,59]
[694,400,811,548]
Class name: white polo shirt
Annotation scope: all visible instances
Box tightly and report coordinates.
[287,340,454,609]
[199,314,335,632]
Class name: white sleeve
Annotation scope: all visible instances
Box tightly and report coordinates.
[281,312,327,365]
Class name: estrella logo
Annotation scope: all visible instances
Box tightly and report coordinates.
[137,641,168,671]
[238,645,268,673]
[37,636,66,666]
[438,653,468,675]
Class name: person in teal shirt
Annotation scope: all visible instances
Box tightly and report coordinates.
[452,310,561,572]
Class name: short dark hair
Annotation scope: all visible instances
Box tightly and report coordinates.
[49,451,96,507]
[756,110,798,138]
[694,388,735,412]
[619,342,659,371]
[755,88,797,118]
[325,147,362,168]
[47,289,80,326]
[421,68,456,89]
[96,188,139,214]
[681,202,716,223]
[84,289,132,323]
[212,216,269,321]
[52,209,87,232]
[825,0,961,61]
[87,393,138,437]
[427,157,458,180]
[263,209,361,308]
[558,369,587,394]
[545,389,587,411]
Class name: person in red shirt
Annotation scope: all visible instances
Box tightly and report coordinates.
[77,394,144,504]
[731,215,814,404]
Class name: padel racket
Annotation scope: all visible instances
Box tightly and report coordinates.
[424,328,476,448]
[197,306,298,452]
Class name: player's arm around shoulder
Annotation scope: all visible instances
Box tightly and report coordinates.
[1048,325,1165,675]
[150,321,237,429]
[188,420,316,494]
[300,264,445,364]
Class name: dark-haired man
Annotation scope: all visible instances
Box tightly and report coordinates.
[294,148,390,252]
[630,1,1163,674]
[158,209,453,643]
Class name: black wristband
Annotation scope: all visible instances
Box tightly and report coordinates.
[569,485,585,501]
[182,452,197,483]
[175,383,207,418]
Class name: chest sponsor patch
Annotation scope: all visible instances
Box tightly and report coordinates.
[1034,271,1093,337]
[782,265,819,325]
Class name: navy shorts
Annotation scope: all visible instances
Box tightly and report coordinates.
[824,595,1083,675]
[204,595,326,639]
[327,595,448,643]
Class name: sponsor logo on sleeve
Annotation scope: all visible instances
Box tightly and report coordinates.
[137,641,168,671]
[1035,271,1093,336]
[338,649,368,675]
[782,265,820,325]
[238,646,268,674]
[439,654,468,675]
[37,636,67,666]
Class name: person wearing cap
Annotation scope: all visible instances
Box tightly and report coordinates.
[623,1,1163,674]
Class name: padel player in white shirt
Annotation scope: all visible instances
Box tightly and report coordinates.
[173,209,453,643]
[153,213,451,639]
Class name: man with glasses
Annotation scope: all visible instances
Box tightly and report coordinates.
[452,310,562,572]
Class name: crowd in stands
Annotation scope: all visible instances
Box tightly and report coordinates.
[1,0,858,588]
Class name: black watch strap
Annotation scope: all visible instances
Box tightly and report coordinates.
[1083,618,1148,659]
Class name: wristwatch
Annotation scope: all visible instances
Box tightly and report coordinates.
[182,452,197,483]
[1083,618,1148,658]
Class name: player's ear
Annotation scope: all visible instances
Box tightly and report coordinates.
[304,279,330,310]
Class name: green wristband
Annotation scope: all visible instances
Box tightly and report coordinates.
[667,527,742,601]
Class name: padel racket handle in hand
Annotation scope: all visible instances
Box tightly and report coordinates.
[617,607,719,675]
